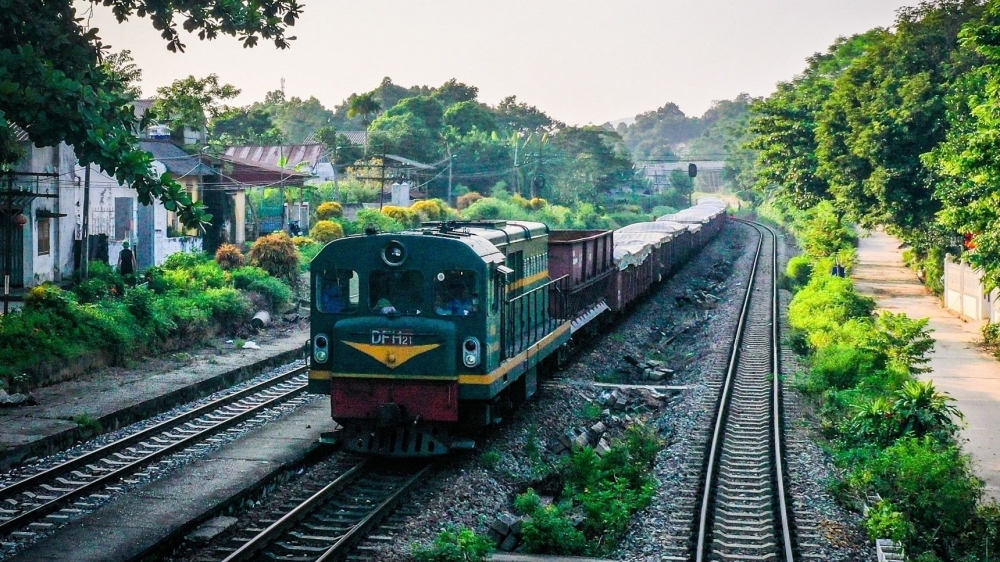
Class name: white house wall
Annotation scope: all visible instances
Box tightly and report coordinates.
[76,163,201,271]
[14,144,77,286]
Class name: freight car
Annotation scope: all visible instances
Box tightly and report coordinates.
[308,198,728,456]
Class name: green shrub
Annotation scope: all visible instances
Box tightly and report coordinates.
[865,500,911,543]
[412,526,493,562]
[199,288,252,331]
[162,250,210,270]
[191,262,230,289]
[786,256,813,289]
[248,276,292,312]
[849,436,981,557]
[480,450,501,470]
[316,201,343,220]
[808,343,877,393]
[310,220,344,243]
[515,490,587,555]
[983,322,1000,346]
[124,286,175,341]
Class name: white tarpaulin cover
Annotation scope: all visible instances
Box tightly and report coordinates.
[612,224,673,270]
[658,203,725,224]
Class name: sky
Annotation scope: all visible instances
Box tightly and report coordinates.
[81,0,917,126]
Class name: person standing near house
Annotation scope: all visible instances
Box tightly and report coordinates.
[117,241,137,280]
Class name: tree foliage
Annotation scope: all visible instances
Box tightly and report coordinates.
[154,73,240,133]
[0,0,300,228]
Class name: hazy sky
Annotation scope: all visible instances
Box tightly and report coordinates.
[82,1,916,126]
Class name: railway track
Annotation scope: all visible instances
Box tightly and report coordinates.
[693,220,795,562]
[209,459,432,562]
[0,365,311,540]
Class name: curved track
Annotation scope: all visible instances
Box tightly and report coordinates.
[695,220,795,562]
[0,366,310,539]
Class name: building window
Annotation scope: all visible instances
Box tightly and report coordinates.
[37,217,50,256]
[114,197,134,240]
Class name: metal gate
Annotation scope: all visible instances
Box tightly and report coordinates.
[0,209,25,288]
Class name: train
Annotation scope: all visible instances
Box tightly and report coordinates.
[306,197,729,456]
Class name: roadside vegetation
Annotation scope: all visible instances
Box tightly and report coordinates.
[762,197,997,561]
[0,237,295,393]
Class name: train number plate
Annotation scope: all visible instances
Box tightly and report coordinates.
[371,329,414,345]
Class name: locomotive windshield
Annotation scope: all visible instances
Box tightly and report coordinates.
[369,270,425,314]
[316,269,359,313]
[434,270,479,316]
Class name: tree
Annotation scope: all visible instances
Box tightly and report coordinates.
[154,74,240,133]
[928,2,1000,289]
[381,96,444,133]
[432,78,479,107]
[315,126,364,169]
[747,32,880,208]
[347,92,383,126]
[209,106,285,146]
[265,95,334,143]
[815,2,983,238]
[0,0,301,228]
[102,50,142,100]
[496,95,555,134]
[443,101,497,136]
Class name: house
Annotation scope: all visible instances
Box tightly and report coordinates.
[80,140,248,268]
[0,127,77,292]
[220,144,323,236]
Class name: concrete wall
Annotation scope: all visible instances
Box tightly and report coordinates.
[943,255,1000,323]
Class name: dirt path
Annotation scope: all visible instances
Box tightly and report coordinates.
[854,230,1000,500]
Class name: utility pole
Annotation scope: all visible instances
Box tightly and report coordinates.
[332,144,339,201]
[379,144,386,211]
[446,144,453,207]
[82,165,91,279]
[279,145,286,234]
[4,174,12,315]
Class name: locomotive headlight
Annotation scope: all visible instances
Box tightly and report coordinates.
[462,337,481,368]
[314,334,330,364]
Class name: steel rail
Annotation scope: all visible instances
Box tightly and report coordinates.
[220,461,433,562]
[695,220,763,562]
[0,364,308,501]
[764,221,796,562]
[220,460,371,562]
[695,220,795,562]
[0,367,309,536]
[316,463,433,562]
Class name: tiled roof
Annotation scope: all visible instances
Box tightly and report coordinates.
[139,140,216,177]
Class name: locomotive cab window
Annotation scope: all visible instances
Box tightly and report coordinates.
[370,270,424,314]
[435,271,479,316]
[317,269,359,313]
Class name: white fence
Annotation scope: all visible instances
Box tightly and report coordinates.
[943,255,1000,323]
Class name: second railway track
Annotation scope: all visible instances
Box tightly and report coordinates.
[0,365,312,541]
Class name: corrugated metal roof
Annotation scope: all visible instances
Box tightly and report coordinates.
[9,123,30,142]
[340,131,368,146]
[222,144,326,171]
[131,99,155,119]
[139,140,216,178]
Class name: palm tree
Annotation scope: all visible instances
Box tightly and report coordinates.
[347,92,382,127]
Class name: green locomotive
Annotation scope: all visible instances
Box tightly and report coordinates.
[309,221,570,456]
